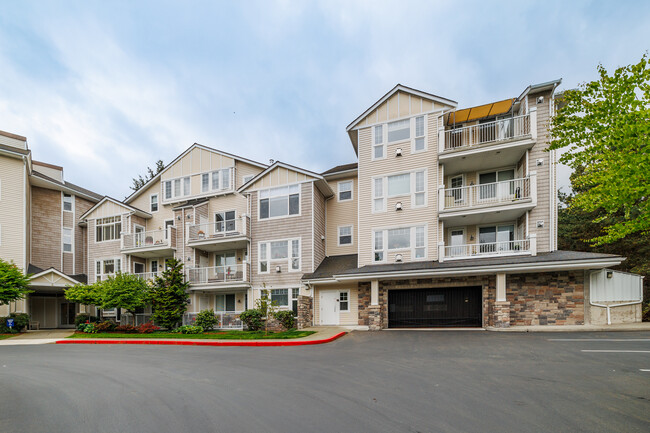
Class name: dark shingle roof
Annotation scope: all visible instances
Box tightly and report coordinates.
[172,198,209,210]
[32,170,103,201]
[302,254,358,280]
[322,163,357,176]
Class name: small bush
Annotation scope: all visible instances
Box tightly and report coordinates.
[74,314,99,327]
[115,324,138,333]
[95,321,117,332]
[240,309,264,331]
[8,313,30,331]
[137,322,160,334]
[0,320,18,334]
[80,323,97,334]
[171,325,203,334]
[274,310,295,330]
[194,309,219,331]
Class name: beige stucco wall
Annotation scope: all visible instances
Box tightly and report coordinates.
[325,175,358,257]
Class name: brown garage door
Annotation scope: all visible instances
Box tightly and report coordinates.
[388,287,482,328]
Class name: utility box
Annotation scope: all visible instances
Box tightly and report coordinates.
[588,269,644,325]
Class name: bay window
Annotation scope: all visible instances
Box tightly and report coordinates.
[163,176,190,201]
[95,216,121,242]
[373,225,427,262]
[259,238,300,272]
[259,184,300,219]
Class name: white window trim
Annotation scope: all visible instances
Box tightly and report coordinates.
[95,256,122,282]
[200,167,234,194]
[337,180,353,202]
[373,224,428,263]
[337,225,353,246]
[215,210,237,233]
[62,193,74,213]
[371,176,386,214]
[371,125,386,161]
[95,216,122,243]
[62,227,73,253]
[412,115,428,154]
[338,289,350,312]
[150,193,159,213]
[161,175,191,202]
[258,184,302,221]
[387,118,411,144]
[412,169,428,208]
[242,174,255,185]
[258,238,301,274]
[374,169,428,208]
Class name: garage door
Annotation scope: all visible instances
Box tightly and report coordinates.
[388,287,482,328]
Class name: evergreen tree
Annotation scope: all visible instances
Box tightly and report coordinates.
[150,258,189,329]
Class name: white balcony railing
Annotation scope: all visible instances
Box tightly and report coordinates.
[122,227,177,250]
[439,236,536,262]
[133,271,164,281]
[188,216,249,243]
[441,113,534,151]
[441,177,532,210]
[119,313,153,326]
[183,311,243,329]
[186,263,249,285]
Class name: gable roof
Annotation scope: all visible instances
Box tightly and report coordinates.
[29,267,85,287]
[238,160,334,197]
[79,196,152,220]
[123,143,268,204]
[346,84,457,133]
[322,163,358,176]
[31,170,103,202]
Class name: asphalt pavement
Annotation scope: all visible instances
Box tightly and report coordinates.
[1,331,649,433]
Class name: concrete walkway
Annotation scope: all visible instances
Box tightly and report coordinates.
[487,322,650,332]
[0,329,75,346]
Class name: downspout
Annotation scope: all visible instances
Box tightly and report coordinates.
[589,300,643,325]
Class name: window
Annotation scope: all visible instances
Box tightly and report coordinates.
[150,194,158,212]
[243,174,255,185]
[373,125,384,159]
[450,176,464,203]
[216,294,236,312]
[259,184,300,219]
[63,194,73,212]
[338,226,352,246]
[201,173,209,192]
[96,258,121,281]
[151,260,158,274]
[388,173,410,196]
[215,211,236,232]
[291,288,299,316]
[414,171,425,206]
[388,119,410,142]
[164,220,174,240]
[373,226,426,262]
[163,176,190,201]
[414,116,425,151]
[338,181,352,202]
[95,216,121,242]
[339,291,349,312]
[259,239,300,272]
[62,228,72,252]
[271,289,289,307]
[202,168,232,193]
[479,224,515,253]
[373,178,384,212]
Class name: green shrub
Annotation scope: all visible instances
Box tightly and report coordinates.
[8,313,30,332]
[171,325,203,334]
[95,321,117,332]
[195,309,219,331]
[74,314,99,327]
[80,323,97,334]
[0,319,19,334]
[115,324,138,333]
[274,310,295,330]
[240,309,264,331]
[137,322,160,334]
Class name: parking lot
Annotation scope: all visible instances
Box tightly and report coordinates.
[1,331,648,433]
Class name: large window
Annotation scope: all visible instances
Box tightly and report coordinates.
[62,228,72,252]
[63,194,73,212]
[388,119,410,142]
[338,181,352,202]
[201,168,232,193]
[96,216,121,242]
[215,211,236,232]
[387,173,410,196]
[163,176,190,201]
[259,239,300,272]
[96,258,121,281]
[373,225,426,262]
[338,226,352,245]
[374,170,427,210]
[259,184,300,219]
[216,294,236,312]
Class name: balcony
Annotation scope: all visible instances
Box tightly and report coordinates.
[186,263,250,288]
[187,216,250,252]
[439,236,536,262]
[121,227,177,259]
[183,311,243,329]
[132,271,164,281]
[438,175,536,225]
[438,111,537,174]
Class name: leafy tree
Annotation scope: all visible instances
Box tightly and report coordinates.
[150,258,189,329]
[101,273,150,318]
[549,53,650,245]
[130,159,165,192]
[0,259,32,306]
[64,283,103,309]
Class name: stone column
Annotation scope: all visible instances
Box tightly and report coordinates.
[297,295,313,329]
[368,305,383,331]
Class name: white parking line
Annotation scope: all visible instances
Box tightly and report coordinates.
[581,350,650,353]
[640,369,650,372]
[549,339,650,342]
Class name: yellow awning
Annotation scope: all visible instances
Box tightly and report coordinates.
[447,98,515,126]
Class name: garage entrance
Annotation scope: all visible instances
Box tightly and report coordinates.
[388,287,482,328]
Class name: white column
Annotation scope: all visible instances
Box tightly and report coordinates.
[438,127,445,153]
[529,170,537,205]
[371,280,379,306]
[438,241,445,263]
[529,107,537,140]
[529,233,537,256]
[438,186,445,212]
[496,273,506,302]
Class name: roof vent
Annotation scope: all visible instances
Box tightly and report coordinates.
[269,159,275,164]
[395,148,402,157]
[395,202,403,211]
[395,254,403,263]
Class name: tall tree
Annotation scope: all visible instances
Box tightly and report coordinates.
[100,273,150,318]
[0,259,32,306]
[64,283,103,309]
[150,258,189,329]
[130,159,165,192]
[549,53,650,245]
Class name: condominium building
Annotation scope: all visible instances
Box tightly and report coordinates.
[1,79,641,330]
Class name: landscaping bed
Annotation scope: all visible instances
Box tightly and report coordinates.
[68,330,315,340]
[0,334,17,340]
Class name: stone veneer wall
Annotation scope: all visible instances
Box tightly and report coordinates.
[297,295,313,329]
[507,271,585,326]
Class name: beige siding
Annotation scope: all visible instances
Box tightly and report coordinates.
[359,92,450,127]
[313,184,326,269]
[30,187,61,271]
[235,161,264,190]
[248,166,315,190]
[87,214,128,283]
[0,155,27,271]
[325,175,358,257]
[313,284,359,326]
[0,133,27,149]
[85,200,132,220]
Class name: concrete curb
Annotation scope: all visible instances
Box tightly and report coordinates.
[56,332,347,347]
[486,325,650,332]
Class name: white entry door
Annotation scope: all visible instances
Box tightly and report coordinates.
[320,291,339,325]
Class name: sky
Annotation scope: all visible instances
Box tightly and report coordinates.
[1,0,649,198]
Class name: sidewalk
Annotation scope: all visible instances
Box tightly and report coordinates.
[487,322,650,332]
[57,326,348,347]
[0,329,75,346]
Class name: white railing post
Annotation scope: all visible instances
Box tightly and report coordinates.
[529,107,537,140]
[529,233,537,256]
[438,127,445,152]
[529,171,537,206]
[438,241,445,263]
[243,261,247,282]
[438,186,445,211]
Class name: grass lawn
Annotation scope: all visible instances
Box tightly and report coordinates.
[0,334,17,340]
[68,330,316,340]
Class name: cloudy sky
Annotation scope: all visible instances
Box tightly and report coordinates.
[1,0,648,198]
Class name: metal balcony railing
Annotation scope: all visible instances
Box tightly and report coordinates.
[443,239,531,259]
[186,263,249,285]
[442,177,531,210]
[188,216,249,243]
[443,114,531,151]
[183,311,243,329]
[122,227,176,250]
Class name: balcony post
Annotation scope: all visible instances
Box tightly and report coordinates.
[438,241,445,263]
[438,186,445,212]
[120,232,124,250]
[530,171,537,205]
[438,127,445,153]
[529,233,537,256]
[243,261,247,282]
[529,107,537,140]
[242,214,247,237]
